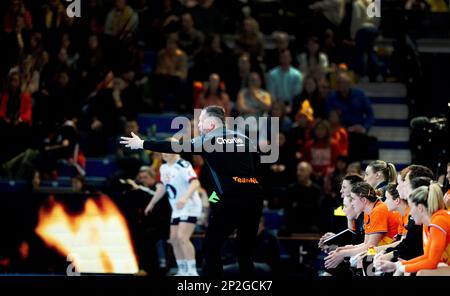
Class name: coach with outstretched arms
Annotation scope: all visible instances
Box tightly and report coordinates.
[120,105,264,277]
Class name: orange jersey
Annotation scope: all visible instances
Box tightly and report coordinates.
[402,210,450,273]
[364,200,400,246]
[400,207,411,236]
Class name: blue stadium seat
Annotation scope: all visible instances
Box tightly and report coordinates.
[0,180,27,192]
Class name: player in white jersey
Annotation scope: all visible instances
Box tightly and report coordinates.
[144,152,202,276]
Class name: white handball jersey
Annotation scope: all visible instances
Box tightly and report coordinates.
[159,158,202,218]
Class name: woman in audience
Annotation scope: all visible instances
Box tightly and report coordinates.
[298,36,329,78]
[236,72,271,118]
[235,17,265,61]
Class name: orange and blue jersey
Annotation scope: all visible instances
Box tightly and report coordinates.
[364,200,400,246]
[401,209,450,273]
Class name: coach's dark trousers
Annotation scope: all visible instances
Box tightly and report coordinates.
[203,193,263,277]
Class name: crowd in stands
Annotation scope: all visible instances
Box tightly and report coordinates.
[319,162,450,276]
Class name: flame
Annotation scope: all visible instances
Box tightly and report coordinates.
[35,194,139,274]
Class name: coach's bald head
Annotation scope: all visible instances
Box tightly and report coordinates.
[198,106,225,135]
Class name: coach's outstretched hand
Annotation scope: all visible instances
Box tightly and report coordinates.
[120,132,144,150]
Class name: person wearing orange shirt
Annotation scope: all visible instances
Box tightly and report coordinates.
[375,183,450,276]
[324,182,400,269]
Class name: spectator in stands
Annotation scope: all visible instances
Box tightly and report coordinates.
[235,17,265,61]
[329,110,348,156]
[79,34,105,95]
[38,0,70,29]
[364,160,397,201]
[322,29,338,66]
[56,33,80,73]
[266,49,303,109]
[37,0,72,52]
[197,73,231,116]
[37,66,77,129]
[178,12,204,61]
[264,31,298,71]
[26,32,49,74]
[317,76,331,116]
[104,0,139,42]
[3,0,32,33]
[154,33,188,111]
[325,72,374,161]
[2,14,30,77]
[324,182,400,269]
[79,70,123,156]
[302,120,342,178]
[287,102,313,160]
[192,34,233,82]
[375,183,450,276]
[236,72,271,118]
[298,36,329,78]
[224,216,280,276]
[291,75,322,121]
[0,69,32,127]
[226,52,253,102]
[284,162,324,233]
[308,0,345,37]
[52,119,86,178]
[113,69,142,121]
[20,51,41,94]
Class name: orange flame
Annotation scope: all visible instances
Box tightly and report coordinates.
[35,194,139,274]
